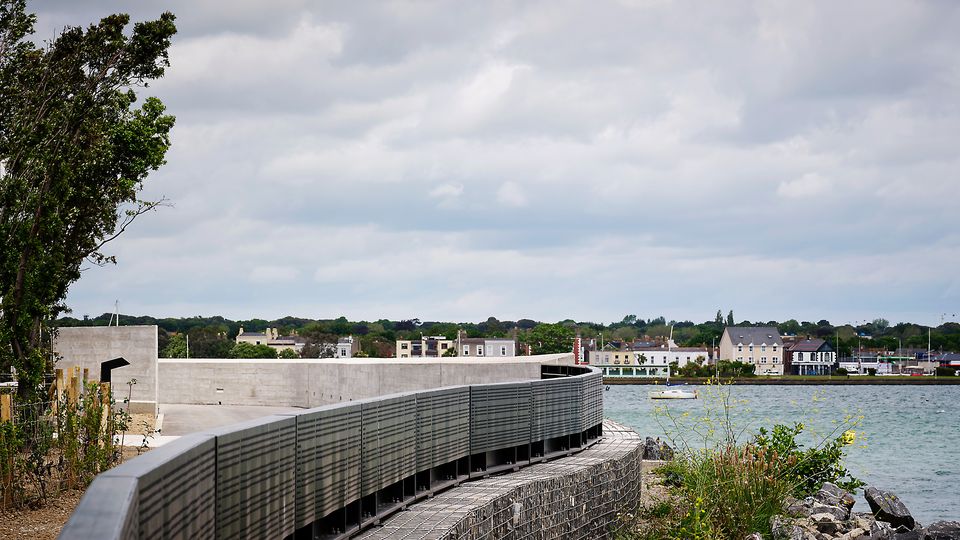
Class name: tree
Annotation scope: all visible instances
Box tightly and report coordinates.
[0,2,177,400]
[726,310,735,326]
[161,334,187,358]
[526,323,574,354]
[277,348,299,359]
[229,342,276,359]
[715,310,723,324]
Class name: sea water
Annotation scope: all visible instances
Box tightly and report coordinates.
[603,384,960,524]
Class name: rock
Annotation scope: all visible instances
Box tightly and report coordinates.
[811,513,845,536]
[643,437,660,460]
[870,520,896,539]
[816,482,857,511]
[894,530,921,540]
[744,533,764,540]
[659,440,675,461]
[854,513,876,532]
[921,521,960,540]
[865,487,916,531]
[837,528,867,540]
[812,502,850,521]
[771,515,809,540]
[784,496,813,518]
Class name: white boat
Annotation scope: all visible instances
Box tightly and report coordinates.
[649,387,698,400]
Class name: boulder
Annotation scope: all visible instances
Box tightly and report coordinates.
[811,502,850,522]
[921,521,960,540]
[870,520,896,539]
[811,513,845,536]
[784,496,813,518]
[894,530,921,540]
[643,437,661,460]
[865,487,916,531]
[744,533,764,540]
[771,515,810,540]
[659,440,675,461]
[816,482,857,511]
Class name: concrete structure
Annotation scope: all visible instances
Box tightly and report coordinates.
[459,337,517,357]
[719,327,785,376]
[785,338,835,375]
[61,364,604,540]
[396,336,454,358]
[54,325,158,414]
[158,355,573,408]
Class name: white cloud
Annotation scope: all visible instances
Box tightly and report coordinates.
[44,1,960,325]
[249,266,300,283]
[496,181,528,208]
[777,173,831,198]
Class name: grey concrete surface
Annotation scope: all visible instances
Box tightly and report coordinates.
[54,325,158,414]
[158,354,573,407]
[158,403,304,436]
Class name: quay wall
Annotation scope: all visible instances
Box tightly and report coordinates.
[157,355,573,407]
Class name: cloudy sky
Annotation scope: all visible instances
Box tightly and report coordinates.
[37,1,960,326]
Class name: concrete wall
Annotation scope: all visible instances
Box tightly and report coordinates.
[158,355,573,407]
[54,326,158,414]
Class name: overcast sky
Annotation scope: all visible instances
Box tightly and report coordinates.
[36,1,960,326]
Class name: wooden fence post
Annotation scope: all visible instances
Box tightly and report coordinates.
[100,382,111,447]
[0,394,11,423]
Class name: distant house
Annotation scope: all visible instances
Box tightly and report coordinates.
[460,338,516,357]
[719,327,784,376]
[236,327,305,356]
[785,338,835,376]
[337,336,358,358]
[395,336,453,358]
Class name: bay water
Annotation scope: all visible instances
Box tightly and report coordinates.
[603,384,960,525]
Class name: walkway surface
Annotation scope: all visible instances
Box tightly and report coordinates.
[158,403,304,435]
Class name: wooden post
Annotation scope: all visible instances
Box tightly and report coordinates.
[0,394,11,422]
[82,368,89,384]
[52,368,63,414]
[100,382,111,448]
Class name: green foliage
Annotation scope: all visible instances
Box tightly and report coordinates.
[835,367,848,376]
[0,2,177,401]
[277,348,299,359]
[936,366,957,376]
[229,342,277,359]
[618,383,865,539]
[1,383,128,509]
[754,422,863,495]
[161,333,187,358]
[525,323,574,354]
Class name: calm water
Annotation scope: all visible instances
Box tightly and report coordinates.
[603,384,960,525]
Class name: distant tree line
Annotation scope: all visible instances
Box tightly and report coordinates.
[54,312,960,359]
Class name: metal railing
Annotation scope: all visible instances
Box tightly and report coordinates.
[59,365,603,540]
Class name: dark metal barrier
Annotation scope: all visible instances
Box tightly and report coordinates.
[60,365,602,540]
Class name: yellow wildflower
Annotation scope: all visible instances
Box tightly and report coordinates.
[841,430,856,446]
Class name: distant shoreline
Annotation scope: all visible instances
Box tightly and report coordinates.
[603,376,960,385]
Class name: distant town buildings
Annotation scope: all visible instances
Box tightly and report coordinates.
[719,327,784,376]
[236,327,306,355]
[784,338,835,376]
[396,336,454,358]
[459,337,516,357]
[587,340,708,378]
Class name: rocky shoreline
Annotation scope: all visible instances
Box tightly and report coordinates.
[767,482,959,540]
[639,437,959,540]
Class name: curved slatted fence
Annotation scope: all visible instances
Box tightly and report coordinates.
[60,365,602,540]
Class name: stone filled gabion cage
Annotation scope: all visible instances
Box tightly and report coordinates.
[60,365,612,540]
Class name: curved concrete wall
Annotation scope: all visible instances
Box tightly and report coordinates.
[158,354,574,407]
[60,364,601,540]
